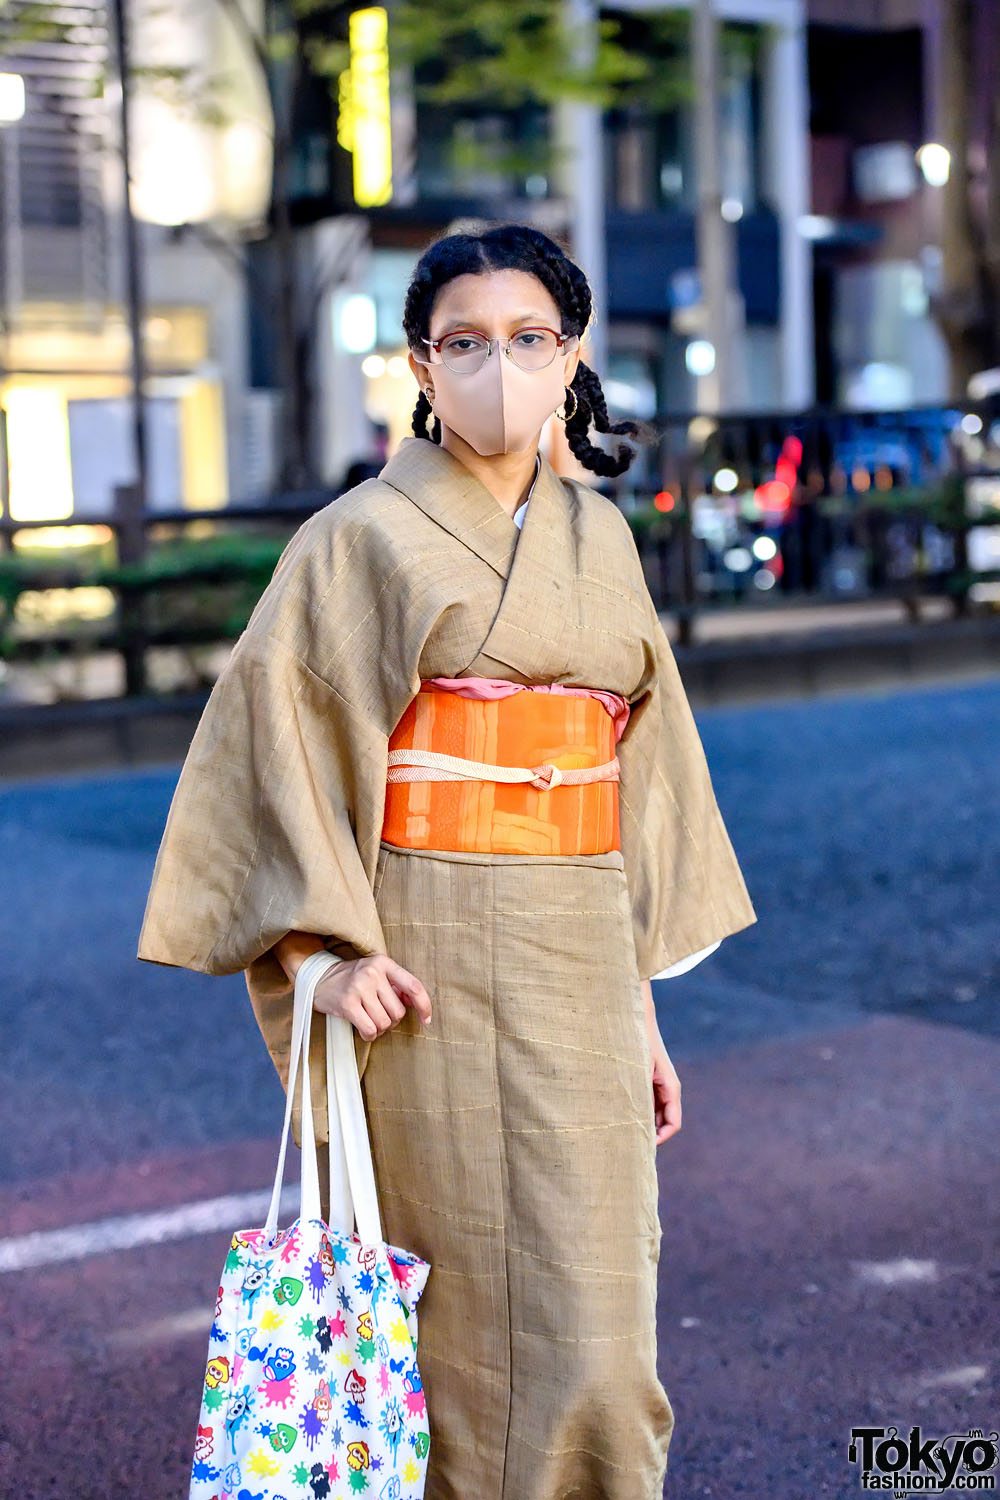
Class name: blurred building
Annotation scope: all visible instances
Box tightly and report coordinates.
[0,0,272,527]
[290,0,999,486]
[283,0,814,493]
[3,0,983,520]
[806,0,943,408]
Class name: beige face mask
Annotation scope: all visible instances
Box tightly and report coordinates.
[426,346,571,456]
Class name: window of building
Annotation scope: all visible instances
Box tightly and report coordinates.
[601,12,765,216]
[412,94,551,203]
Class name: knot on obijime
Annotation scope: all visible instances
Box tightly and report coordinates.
[529,763,564,791]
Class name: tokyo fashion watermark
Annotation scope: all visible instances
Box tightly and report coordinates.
[848,1427,998,1493]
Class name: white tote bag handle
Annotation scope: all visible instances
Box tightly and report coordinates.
[264,950,384,1247]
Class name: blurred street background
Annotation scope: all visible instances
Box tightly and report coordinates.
[0,0,998,1496]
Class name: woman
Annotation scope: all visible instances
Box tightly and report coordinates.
[138,223,757,1500]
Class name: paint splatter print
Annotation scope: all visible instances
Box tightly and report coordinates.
[189,1216,431,1499]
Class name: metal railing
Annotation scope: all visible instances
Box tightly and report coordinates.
[0,486,327,696]
[1,399,998,697]
[613,397,1000,642]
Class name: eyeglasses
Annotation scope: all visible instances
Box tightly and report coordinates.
[415,326,580,374]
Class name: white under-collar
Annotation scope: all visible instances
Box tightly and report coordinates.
[512,454,542,529]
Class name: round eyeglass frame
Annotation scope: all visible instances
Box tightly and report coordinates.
[415,326,580,373]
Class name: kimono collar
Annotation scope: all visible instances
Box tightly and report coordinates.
[513,455,541,529]
[377,436,571,582]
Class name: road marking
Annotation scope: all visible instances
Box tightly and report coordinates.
[853,1257,938,1285]
[0,1185,299,1273]
[108,1307,218,1348]
[913,1364,988,1390]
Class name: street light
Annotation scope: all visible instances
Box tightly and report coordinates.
[916,143,951,187]
[686,339,717,377]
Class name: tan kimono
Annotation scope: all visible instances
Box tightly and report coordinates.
[138,434,757,1500]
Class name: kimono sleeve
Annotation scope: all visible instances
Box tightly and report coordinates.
[136,627,390,979]
[136,487,422,1151]
[616,583,758,981]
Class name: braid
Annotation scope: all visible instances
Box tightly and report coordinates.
[411,388,441,443]
[402,221,652,478]
[564,364,641,479]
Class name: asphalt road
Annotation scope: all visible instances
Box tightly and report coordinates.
[1,675,998,1498]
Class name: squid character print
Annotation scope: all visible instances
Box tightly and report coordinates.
[188,1221,430,1499]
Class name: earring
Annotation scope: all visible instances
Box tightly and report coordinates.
[425,385,435,402]
[556,386,578,422]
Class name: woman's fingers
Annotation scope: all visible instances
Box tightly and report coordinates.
[358,992,394,1038]
[652,1054,682,1144]
[380,955,433,1025]
[364,972,408,1030]
[312,955,432,1039]
[657,1088,682,1142]
[376,974,409,1023]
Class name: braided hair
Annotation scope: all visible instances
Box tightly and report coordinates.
[402,222,650,479]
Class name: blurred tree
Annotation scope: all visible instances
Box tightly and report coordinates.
[2,2,752,487]
[226,0,692,487]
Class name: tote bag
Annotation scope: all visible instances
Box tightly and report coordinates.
[188,949,432,1499]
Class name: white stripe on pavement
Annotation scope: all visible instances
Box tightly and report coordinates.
[0,1185,299,1273]
[853,1257,938,1285]
[108,1306,218,1348]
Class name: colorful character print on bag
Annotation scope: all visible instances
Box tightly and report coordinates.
[188,953,432,1499]
[189,1221,431,1499]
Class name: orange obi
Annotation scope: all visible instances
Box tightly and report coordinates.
[381,677,629,856]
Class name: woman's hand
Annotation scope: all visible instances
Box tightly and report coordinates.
[312,953,433,1041]
[641,979,682,1146]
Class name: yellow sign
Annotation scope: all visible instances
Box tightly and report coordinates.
[337,8,392,208]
